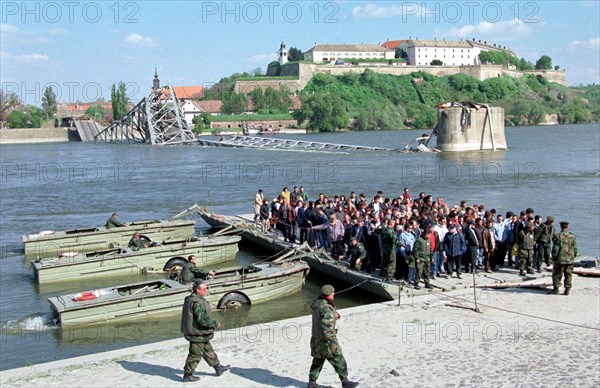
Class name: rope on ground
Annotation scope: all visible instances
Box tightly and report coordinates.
[427,288,600,331]
[333,279,370,295]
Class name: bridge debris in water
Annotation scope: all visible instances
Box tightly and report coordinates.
[195,135,392,152]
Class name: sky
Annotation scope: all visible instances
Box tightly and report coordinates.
[1,0,599,105]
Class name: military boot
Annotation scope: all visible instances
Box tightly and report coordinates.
[307,380,321,388]
[564,288,571,296]
[547,288,559,295]
[182,374,199,382]
[214,364,231,376]
[341,378,359,388]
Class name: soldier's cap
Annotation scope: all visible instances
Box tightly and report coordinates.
[193,280,207,291]
[547,216,555,222]
[560,220,569,226]
[350,236,358,241]
[320,284,335,296]
[526,222,534,228]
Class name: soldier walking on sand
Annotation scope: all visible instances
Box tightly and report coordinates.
[181,280,230,382]
[308,285,358,388]
[549,221,578,296]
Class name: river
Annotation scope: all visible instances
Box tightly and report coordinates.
[0,123,598,370]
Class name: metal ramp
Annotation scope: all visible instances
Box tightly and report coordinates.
[95,84,195,145]
[74,119,99,142]
[195,135,391,152]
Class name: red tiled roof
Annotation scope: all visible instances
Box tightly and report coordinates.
[382,40,408,50]
[65,102,112,111]
[172,86,204,100]
[193,100,222,114]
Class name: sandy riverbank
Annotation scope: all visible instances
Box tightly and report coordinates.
[2,276,599,387]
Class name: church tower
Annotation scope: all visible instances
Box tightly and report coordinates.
[278,41,288,65]
[153,68,160,90]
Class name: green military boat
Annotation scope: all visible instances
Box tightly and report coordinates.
[31,235,241,284]
[22,219,196,260]
[48,256,310,327]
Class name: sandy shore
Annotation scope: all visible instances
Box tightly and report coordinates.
[2,276,599,387]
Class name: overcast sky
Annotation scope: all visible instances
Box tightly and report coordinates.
[2,0,599,104]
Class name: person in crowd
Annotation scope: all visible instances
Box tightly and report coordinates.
[342,236,367,271]
[536,216,555,272]
[516,222,536,276]
[253,189,264,222]
[443,224,466,279]
[482,218,496,273]
[259,199,270,232]
[412,225,433,289]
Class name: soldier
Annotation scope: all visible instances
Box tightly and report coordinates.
[342,236,367,271]
[128,232,148,250]
[379,219,399,281]
[105,212,126,229]
[308,285,358,388]
[482,219,496,273]
[549,221,578,295]
[179,255,217,284]
[536,216,555,272]
[181,280,230,382]
[516,222,536,275]
[412,226,432,289]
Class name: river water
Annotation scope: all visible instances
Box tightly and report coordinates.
[0,124,598,370]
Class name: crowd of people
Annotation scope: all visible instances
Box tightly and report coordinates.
[253,186,577,293]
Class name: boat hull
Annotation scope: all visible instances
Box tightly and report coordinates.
[48,261,309,326]
[32,236,241,283]
[22,219,196,260]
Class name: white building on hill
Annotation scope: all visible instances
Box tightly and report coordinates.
[405,38,515,66]
[304,44,395,63]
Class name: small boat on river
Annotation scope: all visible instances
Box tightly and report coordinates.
[48,254,310,327]
[22,218,196,260]
[31,235,241,284]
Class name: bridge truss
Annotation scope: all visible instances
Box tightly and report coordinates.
[95,84,195,145]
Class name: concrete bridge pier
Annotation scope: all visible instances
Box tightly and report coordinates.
[435,105,507,152]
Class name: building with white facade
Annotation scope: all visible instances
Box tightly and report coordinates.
[304,44,395,63]
[405,38,514,66]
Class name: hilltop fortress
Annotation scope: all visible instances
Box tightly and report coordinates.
[235,39,567,94]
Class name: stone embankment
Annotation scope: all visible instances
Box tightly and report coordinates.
[0,128,75,144]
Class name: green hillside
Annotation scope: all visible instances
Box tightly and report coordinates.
[294,69,597,131]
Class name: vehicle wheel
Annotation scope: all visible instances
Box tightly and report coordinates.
[163,257,187,272]
[218,293,250,309]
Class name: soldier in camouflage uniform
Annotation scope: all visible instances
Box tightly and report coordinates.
[343,237,367,271]
[180,280,230,382]
[308,285,358,388]
[105,212,126,229]
[412,226,432,289]
[516,222,536,275]
[179,255,217,284]
[550,221,578,296]
[536,216,555,271]
[379,219,399,281]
